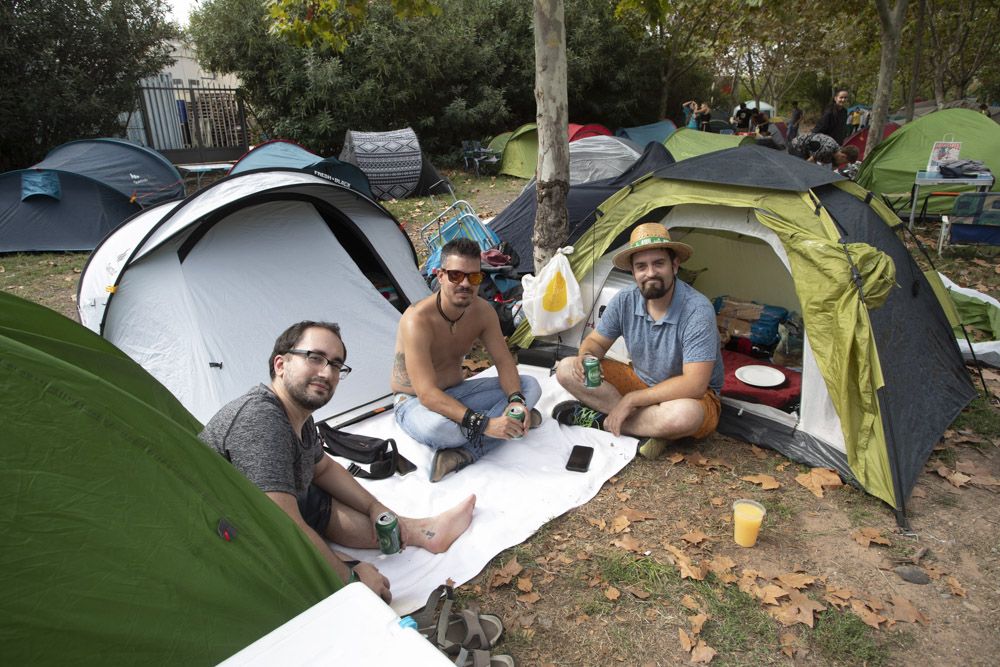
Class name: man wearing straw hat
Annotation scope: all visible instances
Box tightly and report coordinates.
[552,222,724,459]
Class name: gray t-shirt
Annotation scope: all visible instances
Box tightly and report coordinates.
[198,384,323,502]
[597,280,724,394]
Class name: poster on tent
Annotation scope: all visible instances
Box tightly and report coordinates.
[926,141,961,173]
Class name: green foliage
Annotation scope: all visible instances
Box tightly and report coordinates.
[0,0,178,170]
[190,0,675,156]
[692,583,779,659]
[811,609,889,666]
[267,0,441,50]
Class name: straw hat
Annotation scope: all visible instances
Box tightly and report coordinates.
[612,222,693,270]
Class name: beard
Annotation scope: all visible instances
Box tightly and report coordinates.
[639,276,671,300]
[285,375,333,411]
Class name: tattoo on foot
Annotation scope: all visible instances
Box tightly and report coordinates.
[423,529,436,539]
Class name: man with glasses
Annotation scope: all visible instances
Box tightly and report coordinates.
[200,321,476,603]
[391,238,542,482]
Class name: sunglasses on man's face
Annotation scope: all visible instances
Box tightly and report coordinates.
[440,269,484,286]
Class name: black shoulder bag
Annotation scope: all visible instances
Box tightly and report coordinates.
[316,423,415,479]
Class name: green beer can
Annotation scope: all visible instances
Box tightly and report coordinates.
[506,404,525,439]
[583,355,602,388]
[376,511,401,554]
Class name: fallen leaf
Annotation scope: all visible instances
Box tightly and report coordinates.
[668,452,685,465]
[610,515,631,533]
[780,632,797,657]
[516,591,541,604]
[889,594,929,624]
[586,516,607,530]
[969,475,1000,490]
[612,535,641,552]
[706,556,737,583]
[795,468,843,498]
[662,542,688,561]
[777,572,816,589]
[852,527,892,548]
[850,599,886,629]
[644,608,659,620]
[490,556,524,588]
[678,558,707,581]
[776,461,790,472]
[710,496,725,507]
[681,594,700,611]
[605,586,621,601]
[923,564,946,580]
[756,584,790,605]
[935,466,971,488]
[690,640,717,663]
[682,529,709,545]
[946,576,966,597]
[576,550,592,561]
[741,474,781,489]
[588,575,602,587]
[787,590,826,627]
[823,585,855,608]
[617,492,631,502]
[517,576,533,593]
[689,613,708,635]
[517,613,535,628]
[750,444,768,459]
[625,585,651,600]
[678,628,694,652]
[623,507,657,522]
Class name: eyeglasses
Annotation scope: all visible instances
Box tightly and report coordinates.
[440,269,484,286]
[287,349,352,378]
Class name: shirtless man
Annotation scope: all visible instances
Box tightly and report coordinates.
[200,321,476,603]
[391,238,542,482]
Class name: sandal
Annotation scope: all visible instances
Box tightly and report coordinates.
[413,585,504,651]
[448,646,515,667]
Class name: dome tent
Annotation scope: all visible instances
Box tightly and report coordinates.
[339,127,450,200]
[0,138,183,252]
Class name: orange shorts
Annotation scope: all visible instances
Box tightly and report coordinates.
[600,358,721,440]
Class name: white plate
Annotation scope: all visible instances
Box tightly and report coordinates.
[735,365,786,388]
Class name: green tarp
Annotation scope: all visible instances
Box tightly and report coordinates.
[0,293,342,664]
[856,109,1000,214]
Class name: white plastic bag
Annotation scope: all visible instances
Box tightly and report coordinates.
[520,246,584,336]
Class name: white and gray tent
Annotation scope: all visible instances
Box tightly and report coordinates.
[521,135,643,192]
[339,127,450,201]
[78,169,429,425]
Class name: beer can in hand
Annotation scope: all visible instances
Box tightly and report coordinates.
[583,355,602,388]
[376,511,401,554]
[505,404,525,439]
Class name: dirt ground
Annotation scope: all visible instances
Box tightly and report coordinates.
[3,168,999,666]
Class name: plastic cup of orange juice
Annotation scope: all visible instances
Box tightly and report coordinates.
[732,499,766,547]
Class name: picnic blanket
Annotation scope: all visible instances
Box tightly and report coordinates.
[334,364,638,614]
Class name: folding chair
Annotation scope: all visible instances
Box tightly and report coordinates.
[938,192,1000,256]
[420,200,500,274]
[461,140,500,177]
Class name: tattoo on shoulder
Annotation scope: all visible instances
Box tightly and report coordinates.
[392,352,412,387]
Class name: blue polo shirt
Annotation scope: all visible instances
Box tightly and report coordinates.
[596,280,724,394]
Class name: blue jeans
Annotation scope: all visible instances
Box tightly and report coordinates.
[394,375,542,461]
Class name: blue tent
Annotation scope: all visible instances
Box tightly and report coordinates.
[230,140,373,198]
[0,139,183,253]
[615,120,678,146]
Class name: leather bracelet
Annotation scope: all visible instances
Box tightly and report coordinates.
[461,408,475,429]
[507,391,526,405]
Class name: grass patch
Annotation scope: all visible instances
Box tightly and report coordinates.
[930,446,958,467]
[838,485,882,528]
[951,395,1000,438]
[692,582,779,661]
[760,496,795,523]
[579,592,615,616]
[595,553,679,593]
[809,609,889,667]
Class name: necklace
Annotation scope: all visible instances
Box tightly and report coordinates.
[436,291,465,334]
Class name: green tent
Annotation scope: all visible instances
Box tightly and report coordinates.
[856,109,1000,214]
[663,127,754,161]
[498,123,538,179]
[510,145,975,517]
[0,293,342,664]
[487,131,513,156]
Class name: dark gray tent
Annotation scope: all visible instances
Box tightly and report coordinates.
[230,140,373,198]
[490,142,675,273]
[0,138,183,253]
[339,128,450,201]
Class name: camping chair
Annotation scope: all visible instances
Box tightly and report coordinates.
[420,200,501,274]
[461,141,501,177]
[937,191,1000,256]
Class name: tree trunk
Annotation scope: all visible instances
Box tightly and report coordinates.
[905,0,925,122]
[532,0,569,273]
[866,0,909,158]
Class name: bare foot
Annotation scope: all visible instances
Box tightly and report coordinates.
[401,494,476,553]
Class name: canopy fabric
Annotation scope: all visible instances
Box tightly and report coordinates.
[230,139,373,198]
[654,144,843,191]
[615,119,677,146]
[856,109,1000,213]
[1,291,341,664]
[568,123,613,141]
[842,122,900,160]
[664,128,755,161]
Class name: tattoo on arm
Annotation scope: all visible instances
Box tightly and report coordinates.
[392,352,412,387]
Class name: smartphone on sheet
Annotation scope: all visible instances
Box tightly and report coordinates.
[566,445,594,473]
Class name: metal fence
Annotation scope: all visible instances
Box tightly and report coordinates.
[127,76,250,164]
